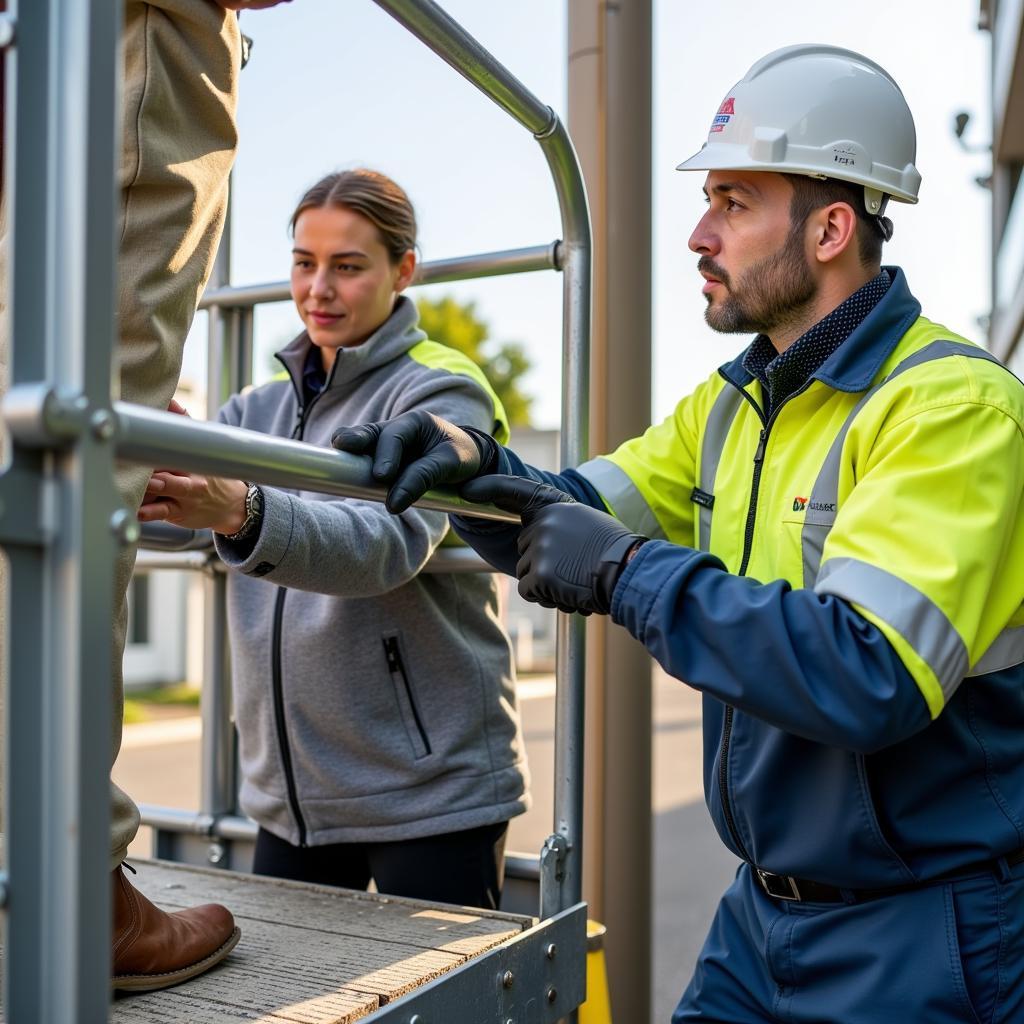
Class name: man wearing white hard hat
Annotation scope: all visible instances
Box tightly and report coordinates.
[334,45,1024,1022]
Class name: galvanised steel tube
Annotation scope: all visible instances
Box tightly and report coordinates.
[540,118,593,931]
[236,306,255,393]
[2,0,124,1019]
[201,571,235,829]
[411,241,561,285]
[140,804,545,882]
[135,547,495,575]
[135,551,217,574]
[137,805,217,835]
[138,522,213,551]
[200,230,241,852]
[206,304,231,415]
[372,0,554,134]
[136,527,493,573]
[198,242,559,311]
[1,17,57,1013]
[537,122,592,471]
[109,401,521,525]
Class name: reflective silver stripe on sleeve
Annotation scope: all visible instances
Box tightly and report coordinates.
[815,556,969,702]
[576,457,666,539]
[698,385,745,552]
[968,625,1024,677]
[802,341,1003,587]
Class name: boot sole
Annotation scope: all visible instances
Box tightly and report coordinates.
[112,925,241,993]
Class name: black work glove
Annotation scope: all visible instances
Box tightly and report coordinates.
[332,410,499,513]
[461,476,647,616]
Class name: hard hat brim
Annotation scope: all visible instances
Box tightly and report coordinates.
[675,143,919,204]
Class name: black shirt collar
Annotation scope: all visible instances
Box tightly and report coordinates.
[742,270,892,414]
[301,344,327,407]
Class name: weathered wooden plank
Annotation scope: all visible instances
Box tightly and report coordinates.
[130,860,531,955]
[111,911,385,1023]
[113,993,319,1023]
[103,859,531,1023]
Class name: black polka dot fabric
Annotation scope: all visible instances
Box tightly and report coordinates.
[742,270,891,416]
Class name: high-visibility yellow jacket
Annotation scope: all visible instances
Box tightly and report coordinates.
[457,268,1024,887]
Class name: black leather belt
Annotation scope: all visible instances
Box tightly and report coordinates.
[754,848,1024,903]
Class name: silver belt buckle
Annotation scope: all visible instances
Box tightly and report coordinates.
[756,868,802,901]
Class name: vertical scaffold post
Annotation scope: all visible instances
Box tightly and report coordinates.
[1,0,125,1020]
[200,197,241,866]
[539,116,591,926]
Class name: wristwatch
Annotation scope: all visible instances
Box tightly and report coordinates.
[223,483,264,542]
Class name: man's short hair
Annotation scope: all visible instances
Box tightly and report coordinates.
[783,174,891,268]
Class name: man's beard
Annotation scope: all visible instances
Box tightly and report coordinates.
[699,226,817,336]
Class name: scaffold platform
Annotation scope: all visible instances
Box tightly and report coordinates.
[107,860,533,1023]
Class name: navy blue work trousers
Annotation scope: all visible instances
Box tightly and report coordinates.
[674,861,1024,1024]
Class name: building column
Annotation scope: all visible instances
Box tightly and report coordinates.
[567,3,653,1020]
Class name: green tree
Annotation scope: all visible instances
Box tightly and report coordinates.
[416,295,534,427]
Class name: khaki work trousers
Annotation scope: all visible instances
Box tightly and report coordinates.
[0,0,240,868]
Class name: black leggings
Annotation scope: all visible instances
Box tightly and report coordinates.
[253,821,509,910]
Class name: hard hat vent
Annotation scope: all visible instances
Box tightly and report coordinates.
[750,128,787,163]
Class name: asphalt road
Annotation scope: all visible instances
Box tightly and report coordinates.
[113,667,738,1023]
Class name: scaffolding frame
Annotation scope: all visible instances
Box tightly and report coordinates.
[0,0,593,1020]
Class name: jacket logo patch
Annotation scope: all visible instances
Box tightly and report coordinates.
[791,496,837,514]
[690,487,715,509]
[709,96,735,133]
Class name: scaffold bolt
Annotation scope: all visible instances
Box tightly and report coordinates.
[546,942,557,959]
[110,508,140,546]
[91,409,115,440]
[546,987,557,1003]
[207,841,226,865]
[408,1017,423,1024]
[502,969,515,988]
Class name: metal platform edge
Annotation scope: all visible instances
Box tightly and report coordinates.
[364,901,588,1023]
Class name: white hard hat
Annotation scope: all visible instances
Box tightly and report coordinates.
[677,44,921,213]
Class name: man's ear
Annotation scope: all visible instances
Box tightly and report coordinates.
[812,202,858,265]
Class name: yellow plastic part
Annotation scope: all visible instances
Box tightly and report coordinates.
[579,919,612,1024]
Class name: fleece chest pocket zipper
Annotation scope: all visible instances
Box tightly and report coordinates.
[382,634,432,759]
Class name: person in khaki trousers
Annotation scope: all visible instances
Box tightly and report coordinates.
[0,0,290,993]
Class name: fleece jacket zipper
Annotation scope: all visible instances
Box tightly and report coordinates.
[271,588,306,845]
[383,636,432,756]
[268,371,334,846]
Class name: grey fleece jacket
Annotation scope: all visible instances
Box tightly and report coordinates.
[214,297,530,846]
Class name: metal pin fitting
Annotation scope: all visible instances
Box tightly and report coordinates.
[110,508,141,546]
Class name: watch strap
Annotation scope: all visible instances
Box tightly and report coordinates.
[223,483,264,542]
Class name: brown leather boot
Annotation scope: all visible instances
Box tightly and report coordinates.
[112,864,240,992]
